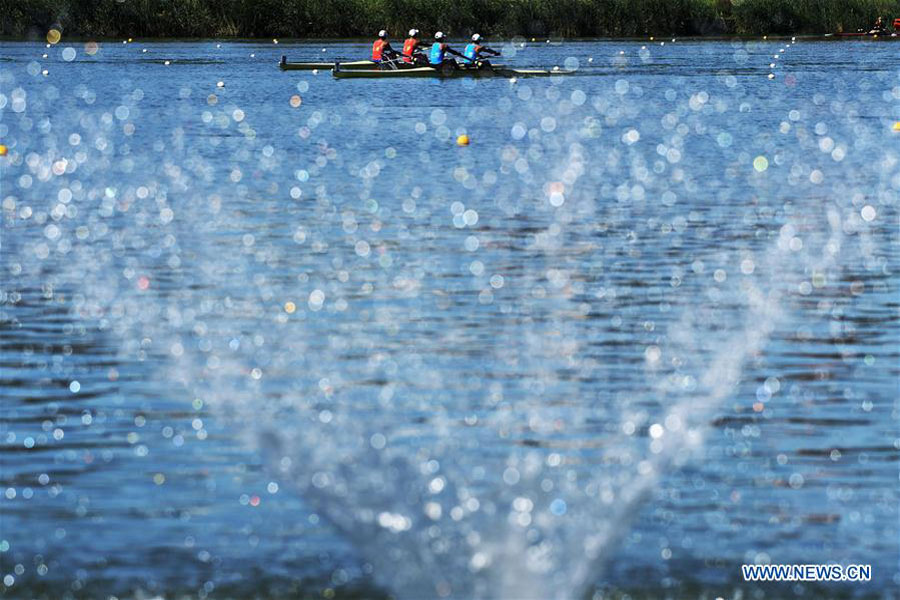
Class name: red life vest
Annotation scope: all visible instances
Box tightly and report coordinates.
[402,38,417,63]
[372,39,387,61]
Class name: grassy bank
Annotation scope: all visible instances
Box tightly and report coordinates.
[2,0,898,39]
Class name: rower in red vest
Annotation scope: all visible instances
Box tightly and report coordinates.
[372,30,398,63]
[402,29,428,65]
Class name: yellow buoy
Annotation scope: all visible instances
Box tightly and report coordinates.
[893,122,900,132]
[0,145,8,156]
[457,134,470,146]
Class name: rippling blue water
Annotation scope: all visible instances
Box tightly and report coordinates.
[1,38,898,599]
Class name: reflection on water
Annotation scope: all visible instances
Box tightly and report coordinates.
[1,38,898,598]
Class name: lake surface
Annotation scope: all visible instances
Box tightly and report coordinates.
[1,38,898,599]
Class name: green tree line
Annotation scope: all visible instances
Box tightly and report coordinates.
[1,0,897,38]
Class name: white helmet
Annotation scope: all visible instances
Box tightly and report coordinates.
[378,30,387,38]
[471,33,481,42]
[434,31,444,40]
[409,28,418,37]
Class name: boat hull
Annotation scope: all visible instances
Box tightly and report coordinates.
[832,31,898,38]
[281,59,377,70]
[332,64,572,79]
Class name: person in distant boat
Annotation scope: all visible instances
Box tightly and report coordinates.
[372,30,399,64]
[429,32,466,69]
[402,29,428,65]
[869,16,885,33]
[463,34,501,68]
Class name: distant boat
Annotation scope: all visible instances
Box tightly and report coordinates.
[830,19,899,37]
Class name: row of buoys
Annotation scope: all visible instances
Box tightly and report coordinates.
[768,36,796,80]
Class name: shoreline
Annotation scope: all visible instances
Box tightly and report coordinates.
[3,0,897,40]
[1,34,897,43]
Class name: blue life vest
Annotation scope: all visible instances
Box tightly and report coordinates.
[464,43,478,62]
[429,42,444,65]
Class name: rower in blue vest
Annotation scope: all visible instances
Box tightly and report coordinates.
[429,32,466,69]
[463,34,501,67]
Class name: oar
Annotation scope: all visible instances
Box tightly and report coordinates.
[377,55,410,70]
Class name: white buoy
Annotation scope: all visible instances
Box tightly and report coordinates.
[767,73,775,79]
[216,80,224,87]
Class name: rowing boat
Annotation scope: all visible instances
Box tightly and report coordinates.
[829,31,898,38]
[280,56,514,71]
[281,56,377,70]
[332,62,573,79]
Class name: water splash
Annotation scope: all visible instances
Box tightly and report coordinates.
[2,39,896,598]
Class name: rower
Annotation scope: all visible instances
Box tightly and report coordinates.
[463,34,501,68]
[429,32,466,69]
[869,16,885,33]
[402,29,427,65]
[372,30,399,65]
